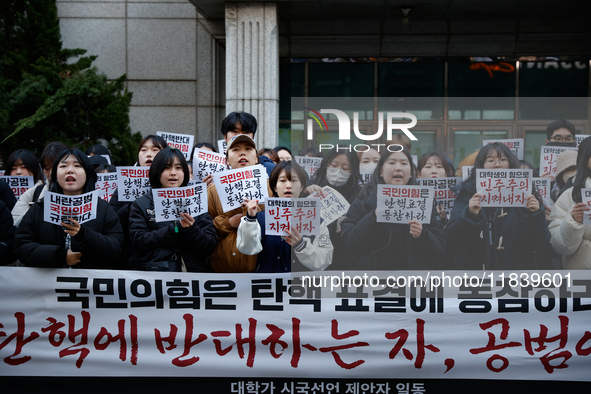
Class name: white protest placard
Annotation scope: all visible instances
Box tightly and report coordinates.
[582,188,591,225]
[575,134,590,147]
[295,156,323,179]
[0,176,34,199]
[308,186,350,226]
[476,169,532,207]
[153,184,208,222]
[483,138,525,160]
[0,170,4,176]
[157,131,194,160]
[376,185,434,224]
[43,190,99,225]
[417,177,462,211]
[462,165,473,180]
[539,146,578,176]
[116,166,151,202]
[265,198,321,237]
[218,139,227,155]
[213,165,269,213]
[360,172,372,185]
[193,148,227,182]
[95,173,118,202]
[533,177,552,208]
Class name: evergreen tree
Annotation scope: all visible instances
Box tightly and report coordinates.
[0,0,141,166]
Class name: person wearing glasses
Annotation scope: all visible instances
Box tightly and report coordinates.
[445,143,553,270]
[545,119,577,147]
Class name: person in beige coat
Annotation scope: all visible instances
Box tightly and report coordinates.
[549,142,591,269]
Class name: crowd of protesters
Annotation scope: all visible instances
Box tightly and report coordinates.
[1,114,589,272]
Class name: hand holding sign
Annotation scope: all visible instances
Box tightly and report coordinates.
[285,228,302,246]
[243,198,259,217]
[572,203,591,224]
[408,220,423,239]
[525,194,540,212]
[61,218,81,237]
[178,212,195,228]
[469,193,483,216]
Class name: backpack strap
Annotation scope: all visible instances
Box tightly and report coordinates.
[32,184,45,203]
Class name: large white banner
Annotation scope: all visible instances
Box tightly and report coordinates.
[1,267,589,381]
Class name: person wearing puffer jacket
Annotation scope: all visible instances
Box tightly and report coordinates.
[446,143,553,270]
[549,142,591,269]
[236,160,333,272]
[340,148,446,271]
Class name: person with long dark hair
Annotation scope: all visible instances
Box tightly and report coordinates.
[237,160,333,272]
[302,146,361,270]
[12,142,69,227]
[4,149,43,185]
[109,134,168,267]
[340,148,446,270]
[549,141,591,269]
[14,149,123,268]
[446,143,552,270]
[128,147,217,272]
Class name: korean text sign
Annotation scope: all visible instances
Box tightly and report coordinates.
[417,177,462,211]
[533,178,552,208]
[0,176,34,199]
[117,167,151,202]
[213,165,269,213]
[376,185,434,224]
[308,186,350,226]
[43,191,98,225]
[157,131,194,160]
[476,169,532,207]
[582,188,591,225]
[540,146,578,176]
[153,184,208,222]
[1,267,591,381]
[483,138,524,160]
[295,156,323,179]
[265,198,320,236]
[95,173,118,202]
[193,148,227,182]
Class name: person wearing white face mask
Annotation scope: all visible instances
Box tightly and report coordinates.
[302,146,361,271]
[357,147,380,185]
[303,147,361,203]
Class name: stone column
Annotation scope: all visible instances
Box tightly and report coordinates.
[225,2,279,149]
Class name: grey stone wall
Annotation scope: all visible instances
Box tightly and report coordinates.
[57,0,225,148]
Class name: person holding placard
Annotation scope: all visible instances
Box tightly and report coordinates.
[220,111,275,177]
[236,160,333,272]
[417,152,456,221]
[11,142,69,228]
[340,148,446,271]
[14,149,124,269]
[207,135,272,273]
[4,149,43,185]
[128,147,217,272]
[109,134,168,267]
[548,142,591,269]
[446,143,552,270]
[303,146,362,270]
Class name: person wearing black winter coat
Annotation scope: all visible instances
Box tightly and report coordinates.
[446,143,552,270]
[0,199,16,265]
[128,148,218,272]
[341,148,447,271]
[110,134,168,268]
[14,149,124,269]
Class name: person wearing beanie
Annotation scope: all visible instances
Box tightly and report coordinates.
[551,150,578,202]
